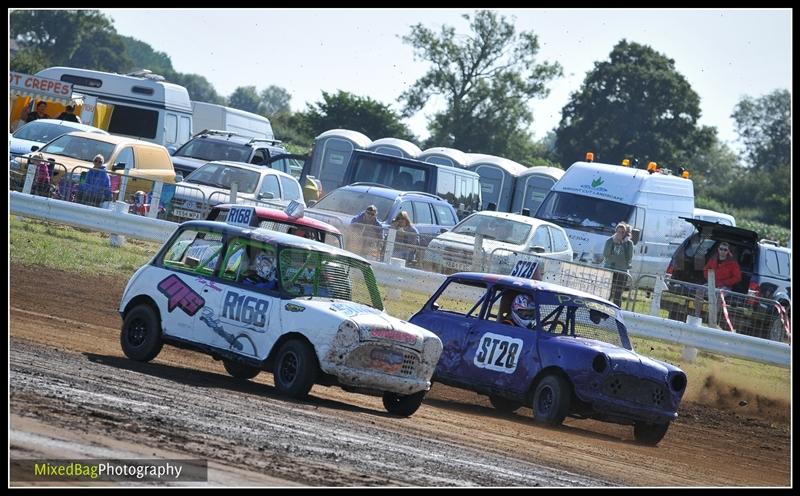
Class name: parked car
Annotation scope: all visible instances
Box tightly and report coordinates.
[206,203,345,249]
[9,118,109,159]
[660,218,791,341]
[423,211,573,275]
[118,219,443,416]
[305,183,460,260]
[169,129,320,203]
[10,131,177,196]
[409,272,687,445]
[167,161,304,222]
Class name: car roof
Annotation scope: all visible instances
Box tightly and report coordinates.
[449,272,619,308]
[22,119,109,134]
[340,183,449,203]
[181,220,366,261]
[191,130,284,149]
[204,160,295,178]
[212,204,342,235]
[463,210,561,228]
[62,130,161,147]
[682,217,758,244]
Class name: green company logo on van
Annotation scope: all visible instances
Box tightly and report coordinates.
[591,176,604,188]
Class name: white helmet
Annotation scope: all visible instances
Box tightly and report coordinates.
[511,294,536,328]
[253,251,275,280]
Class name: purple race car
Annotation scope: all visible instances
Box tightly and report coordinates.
[409,272,688,445]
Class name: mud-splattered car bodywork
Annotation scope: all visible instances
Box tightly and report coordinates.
[118,219,442,415]
[409,272,687,443]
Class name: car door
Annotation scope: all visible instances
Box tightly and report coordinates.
[411,200,439,244]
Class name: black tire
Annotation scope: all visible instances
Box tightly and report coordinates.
[768,317,788,343]
[223,359,261,380]
[531,374,571,426]
[273,339,318,399]
[120,305,163,362]
[382,390,426,417]
[489,394,521,414]
[633,421,670,445]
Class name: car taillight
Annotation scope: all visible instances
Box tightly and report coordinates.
[748,281,760,297]
[665,263,673,276]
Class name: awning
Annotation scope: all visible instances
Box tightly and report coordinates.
[9,71,75,105]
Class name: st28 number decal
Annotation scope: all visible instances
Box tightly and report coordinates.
[473,332,523,373]
[510,260,538,279]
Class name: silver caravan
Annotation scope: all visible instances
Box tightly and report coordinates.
[510,166,564,216]
[466,153,527,213]
[307,129,371,194]
[419,147,470,169]
[366,137,422,159]
[535,160,695,282]
[35,67,193,149]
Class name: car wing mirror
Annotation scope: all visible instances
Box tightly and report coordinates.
[432,302,440,311]
[259,191,275,199]
[30,145,40,152]
[530,245,546,253]
[112,162,126,171]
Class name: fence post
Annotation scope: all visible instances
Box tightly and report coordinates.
[109,201,128,247]
[472,234,485,271]
[22,163,37,194]
[383,229,397,264]
[117,165,132,204]
[229,183,238,203]
[650,274,667,316]
[148,181,163,218]
[707,270,718,328]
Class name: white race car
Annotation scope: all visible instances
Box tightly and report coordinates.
[118,207,443,416]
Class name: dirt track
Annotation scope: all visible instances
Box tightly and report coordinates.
[9,264,791,486]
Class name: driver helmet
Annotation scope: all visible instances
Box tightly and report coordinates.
[511,293,536,328]
[253,251,276,280]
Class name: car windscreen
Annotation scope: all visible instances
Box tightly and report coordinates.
[313,189,395,223]
[174,139,251,162]
[278,247,382,309]
[350,156,429,192]
[13,122,76,143]
[38,134,116,163]
[185,163,261,193]
[537,292,629,349]
[452,215,532,244]
[536,191,633,235]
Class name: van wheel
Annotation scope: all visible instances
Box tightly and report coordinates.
[223,359,260,380]
[633,421,670,445]
[532,374,571,426]
[383,390,426,417]
[120,305,163,362]
[273,339,318,399]
[489,394,521,414]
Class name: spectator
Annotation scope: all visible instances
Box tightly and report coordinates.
[56,104,82,123]
[11,107,30,132]
[350,205,383,257]
[26,101,49,123]
[602,221,634,306]
[351,205,381,227]
[390,210,420,262]
[76,154,112,207]
[704,242,742,291]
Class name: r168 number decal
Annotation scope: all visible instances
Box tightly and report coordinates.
[473,332,523,373]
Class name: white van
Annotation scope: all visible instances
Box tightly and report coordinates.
[534,160,695,284]
[693,207,736,226]
[35,67,193,149]
[191,101,274,140]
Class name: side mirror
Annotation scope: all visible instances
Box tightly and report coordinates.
[487,202,497,211]
[259,191,275,200]
[167,145,177,155]
[631,228,641,245]
[530,245,546,253]
[174,172,184,182]
[432,302,440,311]
[112,162,126,171]
[30,145,39,152]
[521,208,531,217]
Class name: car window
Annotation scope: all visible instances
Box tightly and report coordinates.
[398,200,414,222]
[259,174,281,199]
[161,229,224,277]
[430,280,488,318]
[278,176,303,202]
[537,295,625,349]
[433,204,457,227]
[413,201,434,224]
[39,134,116,163]
[174,139,250,162]
[114,146,135,170]
[533,226,552,251]
[220,237,278,288]
[763,248,790,278]
[13,122,75,142]
[313,188,395,222]
[251,148,268,166]
[548,226,570,252]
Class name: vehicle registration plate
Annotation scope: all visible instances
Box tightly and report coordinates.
[173,208,202,220]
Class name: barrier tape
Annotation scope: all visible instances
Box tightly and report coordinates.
[773,303,791,341]
[718,291,736,332]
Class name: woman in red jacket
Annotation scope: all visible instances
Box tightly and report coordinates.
[704,242,742,290]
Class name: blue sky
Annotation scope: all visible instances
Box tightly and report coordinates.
[102,8,791,153]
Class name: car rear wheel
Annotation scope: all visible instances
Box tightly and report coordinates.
[532,374,571,426]
[121,305,163,362]
[489,394,521,414]
[273,339,318,399]
[633,421,670,445]
[382,390,426,417]
[223,359,261,380]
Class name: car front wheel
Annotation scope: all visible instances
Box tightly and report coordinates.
[273,339,318,399]
[633,421,670,445]
[121,305,163,362]
[383,390,426,417]
[532,374,571,426]
[223,359,261,380]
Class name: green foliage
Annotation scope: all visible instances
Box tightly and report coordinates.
[303,90,415,141]
[260,86,292,116]
[228,85,262,114]
[736,219,790,246]
[555,40,715,170]
[67,27,132,73]
[168,72,225,105]
[732,89,790,172]
[10,47,50,74]
[402,10,561,157]
[119,35,174,74]
[688,138,742,198]
[271,112,314,149]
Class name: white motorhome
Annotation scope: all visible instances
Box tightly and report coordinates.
[693,207,736,226]
[535,161,695,283]
[35,67,193,149]
[191,101,274,140]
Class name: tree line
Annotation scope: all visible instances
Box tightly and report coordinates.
[10,10,790,235]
